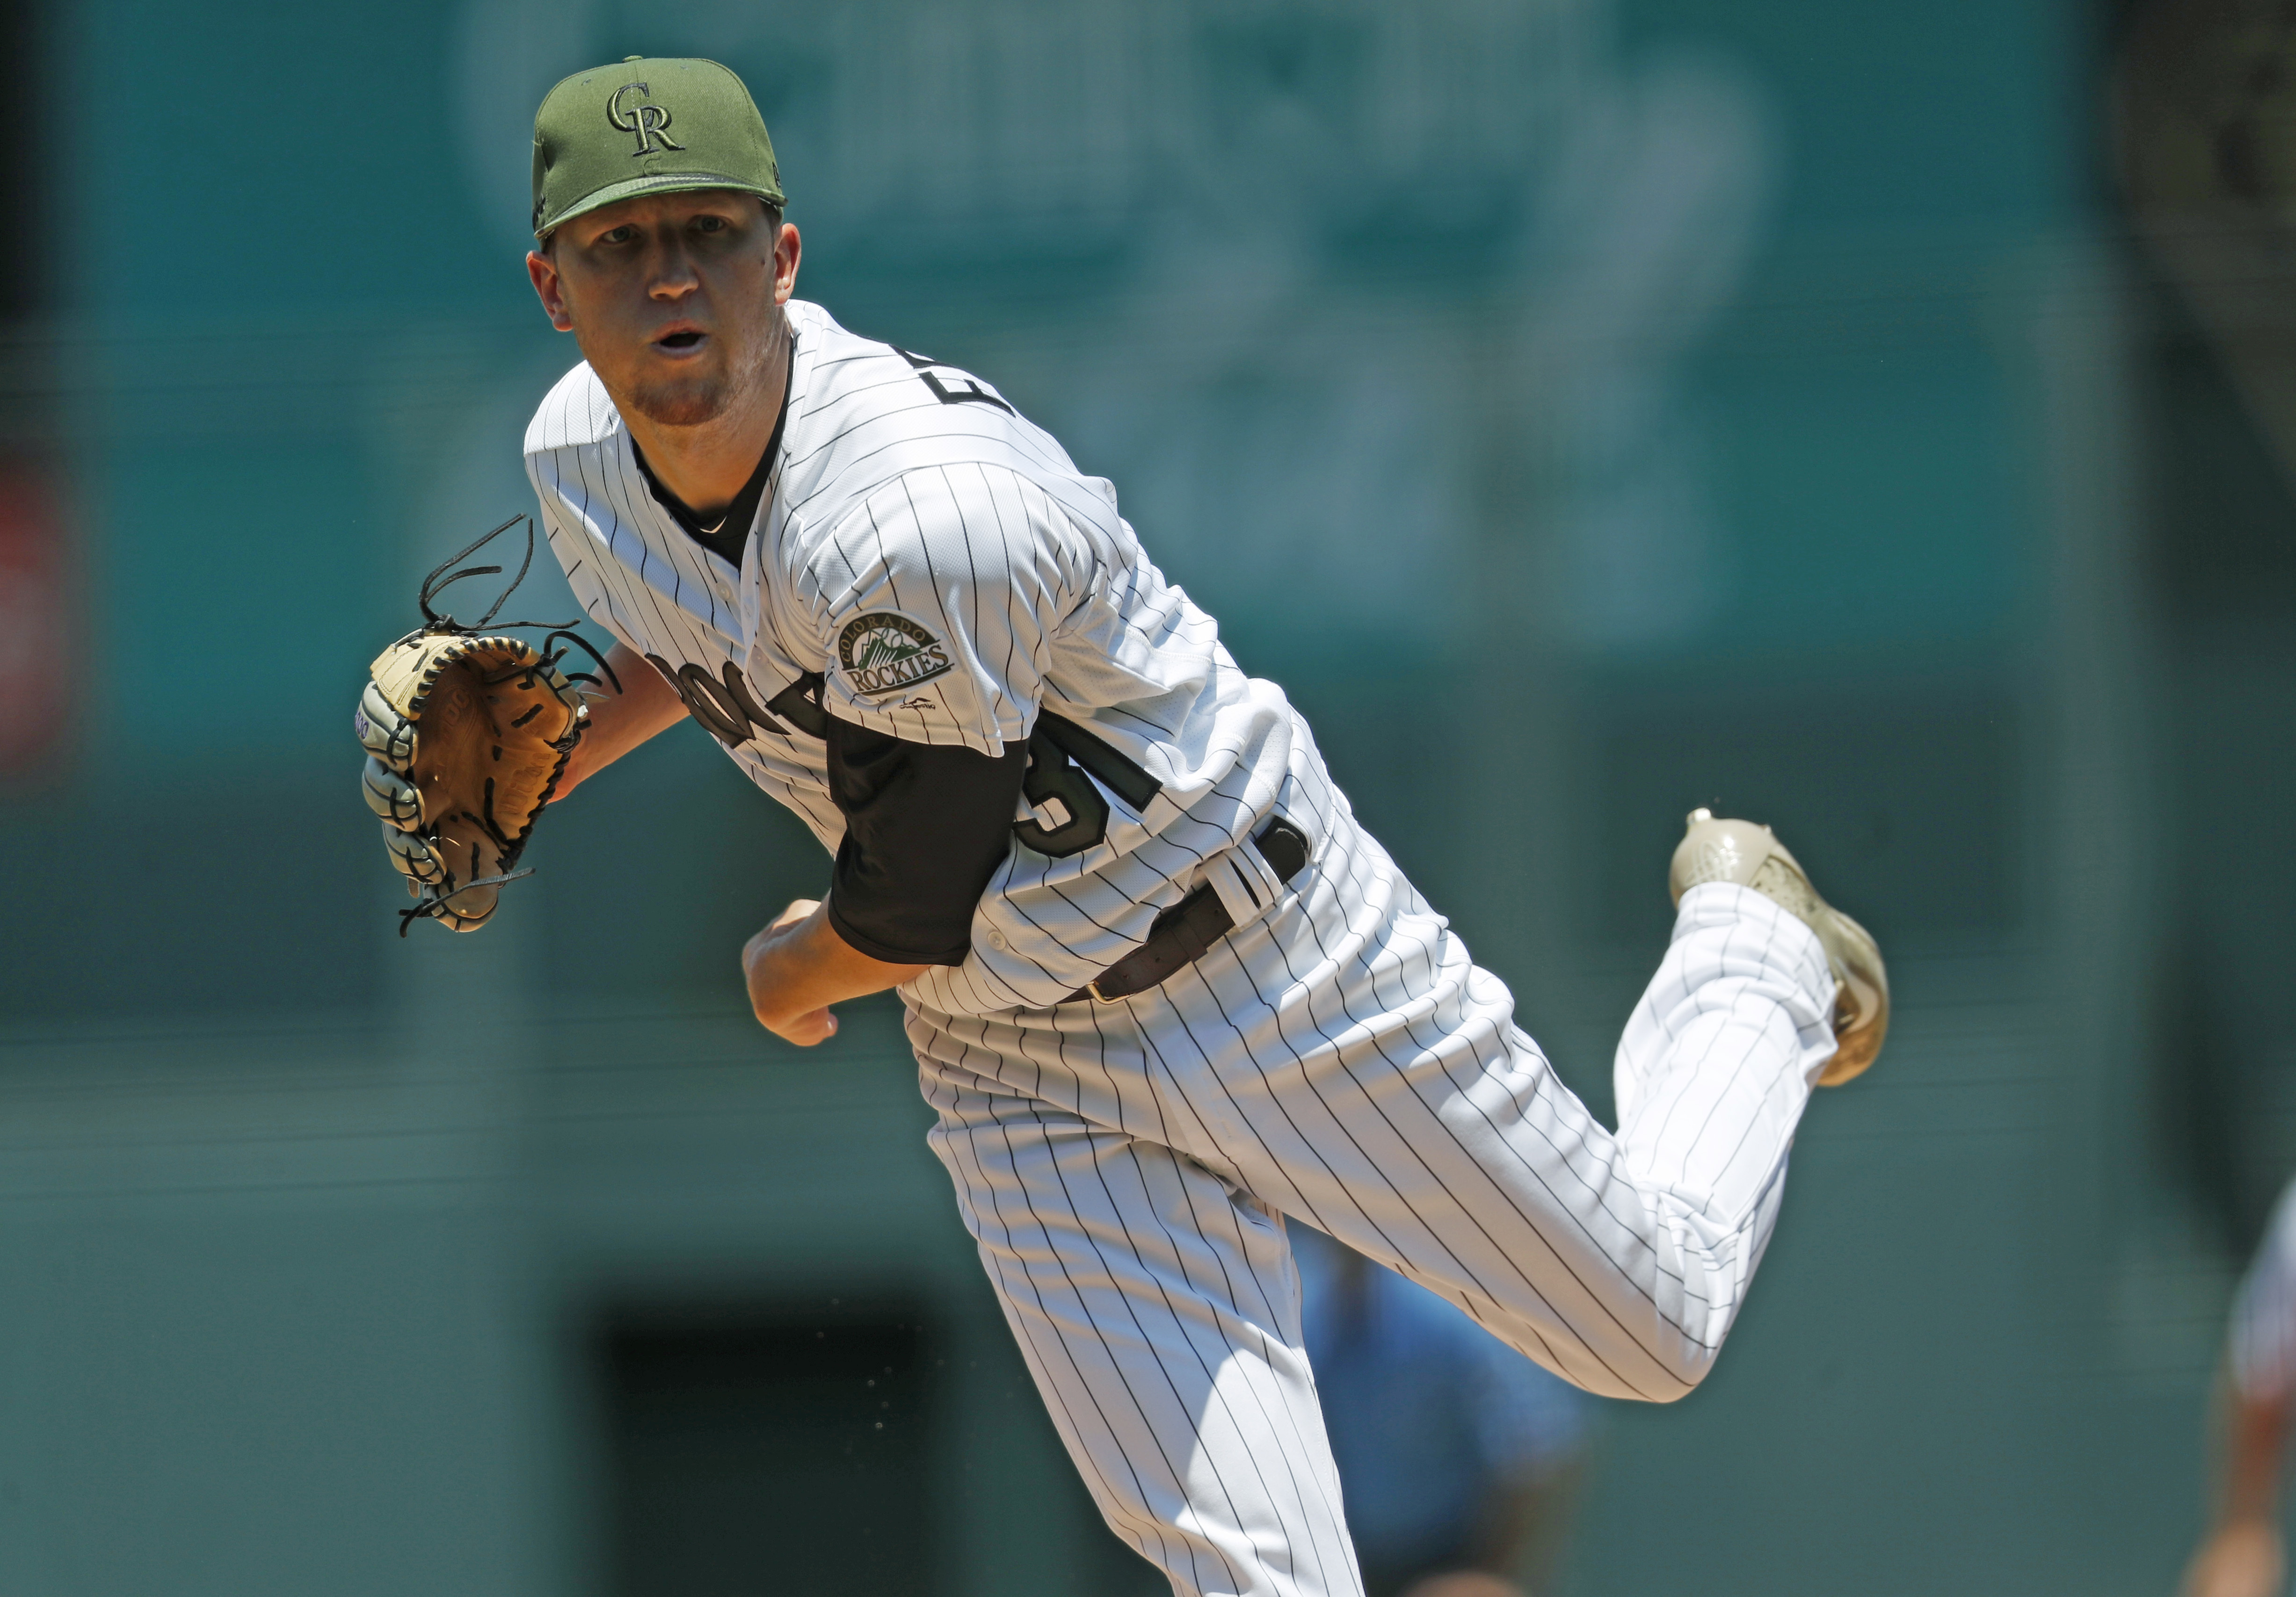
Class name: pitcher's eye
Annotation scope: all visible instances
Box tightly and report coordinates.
[598,225,638,246]
[692,215,729,235]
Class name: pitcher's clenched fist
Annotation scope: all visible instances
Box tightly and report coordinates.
[741,898,926,1047]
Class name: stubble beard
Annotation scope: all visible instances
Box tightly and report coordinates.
[620,319,777,429]
[624,367,733,428]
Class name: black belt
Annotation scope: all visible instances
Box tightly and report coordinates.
[1070,819,1311,1004]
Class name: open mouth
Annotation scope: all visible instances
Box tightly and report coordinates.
[657,330,705,350]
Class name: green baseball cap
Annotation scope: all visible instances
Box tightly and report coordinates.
[531,56,785,240]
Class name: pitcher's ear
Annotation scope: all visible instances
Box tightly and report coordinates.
[527,248,576,333]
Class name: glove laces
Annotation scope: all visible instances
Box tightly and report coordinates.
[406,514,623,695]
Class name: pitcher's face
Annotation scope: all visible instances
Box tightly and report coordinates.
[528,190,799,427]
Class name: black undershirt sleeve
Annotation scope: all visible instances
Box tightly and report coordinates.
[822,717,1028,966]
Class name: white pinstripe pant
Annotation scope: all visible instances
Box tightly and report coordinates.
[910,787,1838,1597]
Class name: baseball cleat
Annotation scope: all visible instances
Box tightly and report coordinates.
[1668,808,1889,1086]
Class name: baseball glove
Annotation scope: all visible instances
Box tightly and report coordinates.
[356,516,617,933]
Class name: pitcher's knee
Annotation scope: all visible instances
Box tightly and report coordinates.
[1643,1328,1743,1401]
[1482,1315,1718,1404]
[1647,1355,1711,1402]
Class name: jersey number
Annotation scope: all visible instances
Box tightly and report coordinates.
[1014,726,1108,857]
[649,656,828,746]
[1013,715,1162,859]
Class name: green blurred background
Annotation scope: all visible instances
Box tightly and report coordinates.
[0,0,2284,1591]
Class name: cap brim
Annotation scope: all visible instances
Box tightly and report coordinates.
[537,171,786,239]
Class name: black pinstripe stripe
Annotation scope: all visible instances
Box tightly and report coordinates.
[924,1089,1198,1583]
[1115,1143,1353,1593]
[1040,1116,1321,1591]
[982,1108,1248,1595]
[1159,1165,1360,1587]
[1354,881,1816,1354]
[1242,842,1695,1389]
[1184,922,1636,1387]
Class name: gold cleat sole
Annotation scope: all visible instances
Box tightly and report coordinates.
[1669,808,1889,1086]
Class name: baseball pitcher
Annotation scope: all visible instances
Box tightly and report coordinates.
[356,57,1889,1597]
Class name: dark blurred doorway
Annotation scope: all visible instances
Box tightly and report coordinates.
[600,1309,937,1597]
[2112,0,2296,1251]
[0,0,37,325]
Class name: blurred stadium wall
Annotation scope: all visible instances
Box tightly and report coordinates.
[0,0,2276,1592]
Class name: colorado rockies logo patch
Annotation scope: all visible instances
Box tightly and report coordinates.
[837,612,953,698]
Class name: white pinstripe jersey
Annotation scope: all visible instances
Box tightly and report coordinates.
[526,298,1302,1016]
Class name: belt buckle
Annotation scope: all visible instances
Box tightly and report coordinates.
[1085,978,1122,1004]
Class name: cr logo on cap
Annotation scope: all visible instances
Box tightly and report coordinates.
[607,82,685,157]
